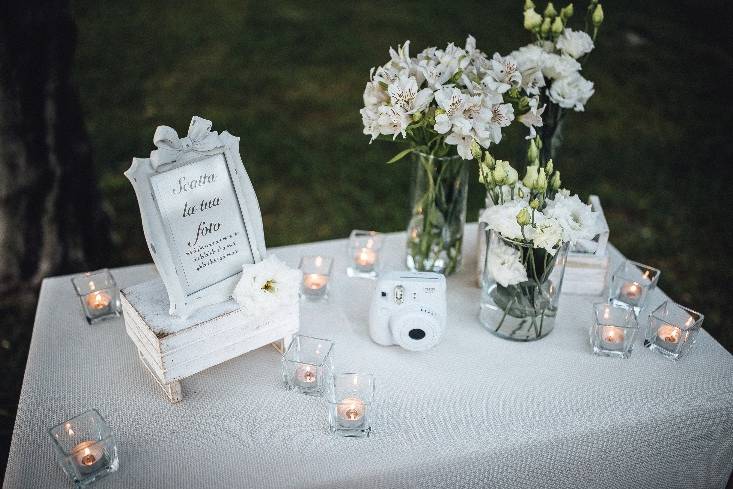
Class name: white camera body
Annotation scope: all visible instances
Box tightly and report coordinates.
[369,271,447,351]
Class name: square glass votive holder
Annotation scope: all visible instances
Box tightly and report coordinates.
[589,303,639,359]
[608,260,661,314]
[71,269,121,324]
[282,334,335,396]
[644,300,704,360]
[346,230,383,279]
[328,372,375,438]
[299,256,333,302]
[48,409,119,488]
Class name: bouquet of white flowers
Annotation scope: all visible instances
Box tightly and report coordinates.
[360,36,541,274]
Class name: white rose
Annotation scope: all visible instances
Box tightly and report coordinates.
[556,29,594,59]
[232,255,302,320]
[548,73,594,111]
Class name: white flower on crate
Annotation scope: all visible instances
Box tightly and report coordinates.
[232,255,302,320]
[549,73,595,111]
[556,29,595,59]
[543,192,602,244]
[487,237,529,287]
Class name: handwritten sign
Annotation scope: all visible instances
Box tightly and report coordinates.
[151,154,254,296]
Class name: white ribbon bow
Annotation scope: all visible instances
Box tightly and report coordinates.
[150,116,220,169]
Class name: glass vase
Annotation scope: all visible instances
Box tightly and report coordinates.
[537,104,564,165]
[405,152,468,275]
[479,229,569,341]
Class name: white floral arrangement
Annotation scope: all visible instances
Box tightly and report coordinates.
[360,36,539,161]
[232,255,302,320]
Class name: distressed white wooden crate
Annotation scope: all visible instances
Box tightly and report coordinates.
[121,278,298,403]
[476,195,610,296]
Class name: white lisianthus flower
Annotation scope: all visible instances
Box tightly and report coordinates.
[387,75,433,114]
[544,193,602,243]
[532,216,564,254]
[232,255,302,320]
[541,53,581,80]
[518,96,545,139]
[484,53,523,93]
[556,29,594,59]
[487,238,528,287]
[549,73,595,111]
[480,200,531,240]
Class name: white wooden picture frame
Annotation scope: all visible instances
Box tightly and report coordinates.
[125,116,266,318]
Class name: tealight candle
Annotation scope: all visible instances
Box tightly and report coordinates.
[657,324,681,344]
[303,274,327,292]
[73,440,105,474]
[336,396,365,429]
[86,291,111,310]
[601,325,625,345]
[620,282,642,303]
[355,247,376,270]
[295,365,318,387]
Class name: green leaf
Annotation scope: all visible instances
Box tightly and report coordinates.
[386,148,414,164]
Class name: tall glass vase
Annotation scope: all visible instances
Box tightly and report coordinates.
[406,152,468,275]
[479,229,569,341]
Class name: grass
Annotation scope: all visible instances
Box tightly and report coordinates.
[2,0,732,477]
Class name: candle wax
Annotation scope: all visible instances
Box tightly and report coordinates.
[657,324,681,344]
[355,248,376,268]
[337,396,365,426]
[72,440,105,474]
[303,274,327,290]
[620,282,642,303]
[295,365,317,385]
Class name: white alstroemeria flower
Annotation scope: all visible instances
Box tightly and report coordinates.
[486,103,515,144]
[363,80,388,110]
[544,193,602,243]
[487,238,528,287]
[387,40,425,84]
[372,65,400,86]
[377,105,411,139]
[445,127,475,160]
[360,107,381,142]
[540,53,581,80]
[233,255,302,320]
[518,97,545,139]
[484,53,522,94]
[418,58,458,89]
[532,217,564,255]
[480,199,530,241]
[433,87,467,134]
[387,75,433,115]
[556,29,594,59]
[549,73,595,111]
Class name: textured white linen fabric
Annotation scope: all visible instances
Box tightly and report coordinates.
[4,224,733,489]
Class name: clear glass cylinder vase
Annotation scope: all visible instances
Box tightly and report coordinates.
[479,229,569,341]
[405,152,468,275]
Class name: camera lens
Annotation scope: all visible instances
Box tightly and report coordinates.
[408,328,426,340]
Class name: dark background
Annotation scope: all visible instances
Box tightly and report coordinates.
[2,0,732,481]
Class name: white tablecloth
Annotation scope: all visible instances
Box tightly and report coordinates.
[4,224,733,489]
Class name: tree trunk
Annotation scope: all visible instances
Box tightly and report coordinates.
[0,0,110,292]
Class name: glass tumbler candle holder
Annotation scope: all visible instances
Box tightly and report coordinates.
[71,269,121,324]
[328,373,375,438]
[299,256,333,302]
[589,303,640,359]
[282,334,335,396]
[347,230,383,279]
[609,260,661,314]
[48,409,119,488]
[644,300,704,360]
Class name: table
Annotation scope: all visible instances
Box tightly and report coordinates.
[4,224,733,489]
